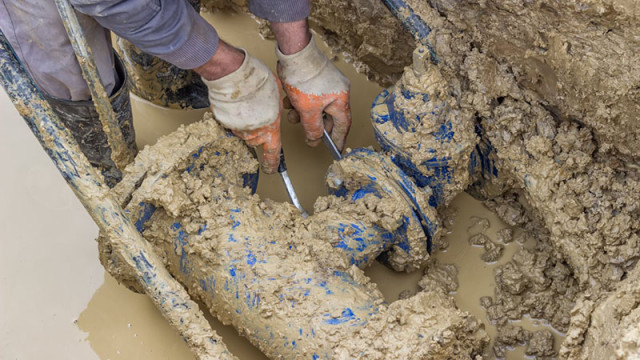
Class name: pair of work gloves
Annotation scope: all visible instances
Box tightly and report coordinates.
[201,35,350,174]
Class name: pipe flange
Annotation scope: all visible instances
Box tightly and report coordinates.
[326,148,439,272]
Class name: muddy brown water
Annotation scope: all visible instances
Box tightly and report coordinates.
[0,11,564,359]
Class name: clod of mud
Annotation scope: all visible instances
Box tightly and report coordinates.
[418,259,458,294]
[467,216,490,235]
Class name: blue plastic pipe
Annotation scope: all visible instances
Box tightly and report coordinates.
[55,0,133,171]
[381,0,439,62]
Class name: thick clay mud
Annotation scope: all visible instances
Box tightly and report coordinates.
[560,254,640,359]
[92,2,639,358]
[428,0,640,160]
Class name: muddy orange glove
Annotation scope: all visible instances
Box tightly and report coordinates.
[276,35,351,150]
[202,50,282,174]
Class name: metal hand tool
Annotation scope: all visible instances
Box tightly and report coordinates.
[278,148,309,217]
[321,128,343,160]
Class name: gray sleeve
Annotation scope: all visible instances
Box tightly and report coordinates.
[70,0,218,69]
[248,0,309,22]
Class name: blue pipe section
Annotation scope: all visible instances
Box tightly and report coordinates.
[372,86,503,206]
[381,0,439,63]
[374,3,507,207]
[466,123,504,200]
[329,148,438,257]
[372,86,459,208]
[130,145,433,271]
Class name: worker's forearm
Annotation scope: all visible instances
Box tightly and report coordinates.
[195,18,313,81]
[270,20,312,55]
[194,41,245,81]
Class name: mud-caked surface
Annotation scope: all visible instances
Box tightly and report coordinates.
[483,96,640,290]
[560,257,640,359]
[97,115,253,293]
[428,0,640,159]
[307,0,414,86]
[333,289,489,359]
[392,2,639,356]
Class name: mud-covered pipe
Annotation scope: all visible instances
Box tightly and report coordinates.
[0,30,236,360]
[122,139,383,358]
[54,0,133,171]
[323,148,438,269]
[124,129,485,358]
[128,145,436,273]
[159,207,385,359]
[147,199,482,358]
[375,2,506,207]
[381,0,438,63]
[371,46,506,208]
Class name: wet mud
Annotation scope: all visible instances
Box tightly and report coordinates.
[110,4,639,359]
[247,0,639,358]
[3,2,638,359]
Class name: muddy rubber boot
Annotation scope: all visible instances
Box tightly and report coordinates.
[114,0,209,110]
[45,54,137,188]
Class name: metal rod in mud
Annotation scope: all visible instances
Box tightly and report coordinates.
[278,148,310,217]
[321,128,343,160]
[54,0,133,171]
[0,30,237,360]
[381,0,439,63]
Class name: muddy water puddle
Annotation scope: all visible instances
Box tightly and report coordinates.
[1,10,565,360]
[365,191,566,359]
[430,193,566,358]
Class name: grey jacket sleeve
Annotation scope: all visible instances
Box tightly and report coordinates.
[70,0,218,69]
[249,0,309,22]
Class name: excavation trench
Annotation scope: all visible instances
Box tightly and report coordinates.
[71,2,639,359]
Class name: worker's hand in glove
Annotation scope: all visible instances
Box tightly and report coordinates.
[200,48,282,174]
[276,34,351,150]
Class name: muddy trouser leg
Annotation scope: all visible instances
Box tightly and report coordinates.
[1,1,136,187]
[0,0,117,100]
[115,0,209,110]
[45,54,137,188]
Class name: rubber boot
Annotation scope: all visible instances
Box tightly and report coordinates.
[114,0,209,110]
[45,54,137,188]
